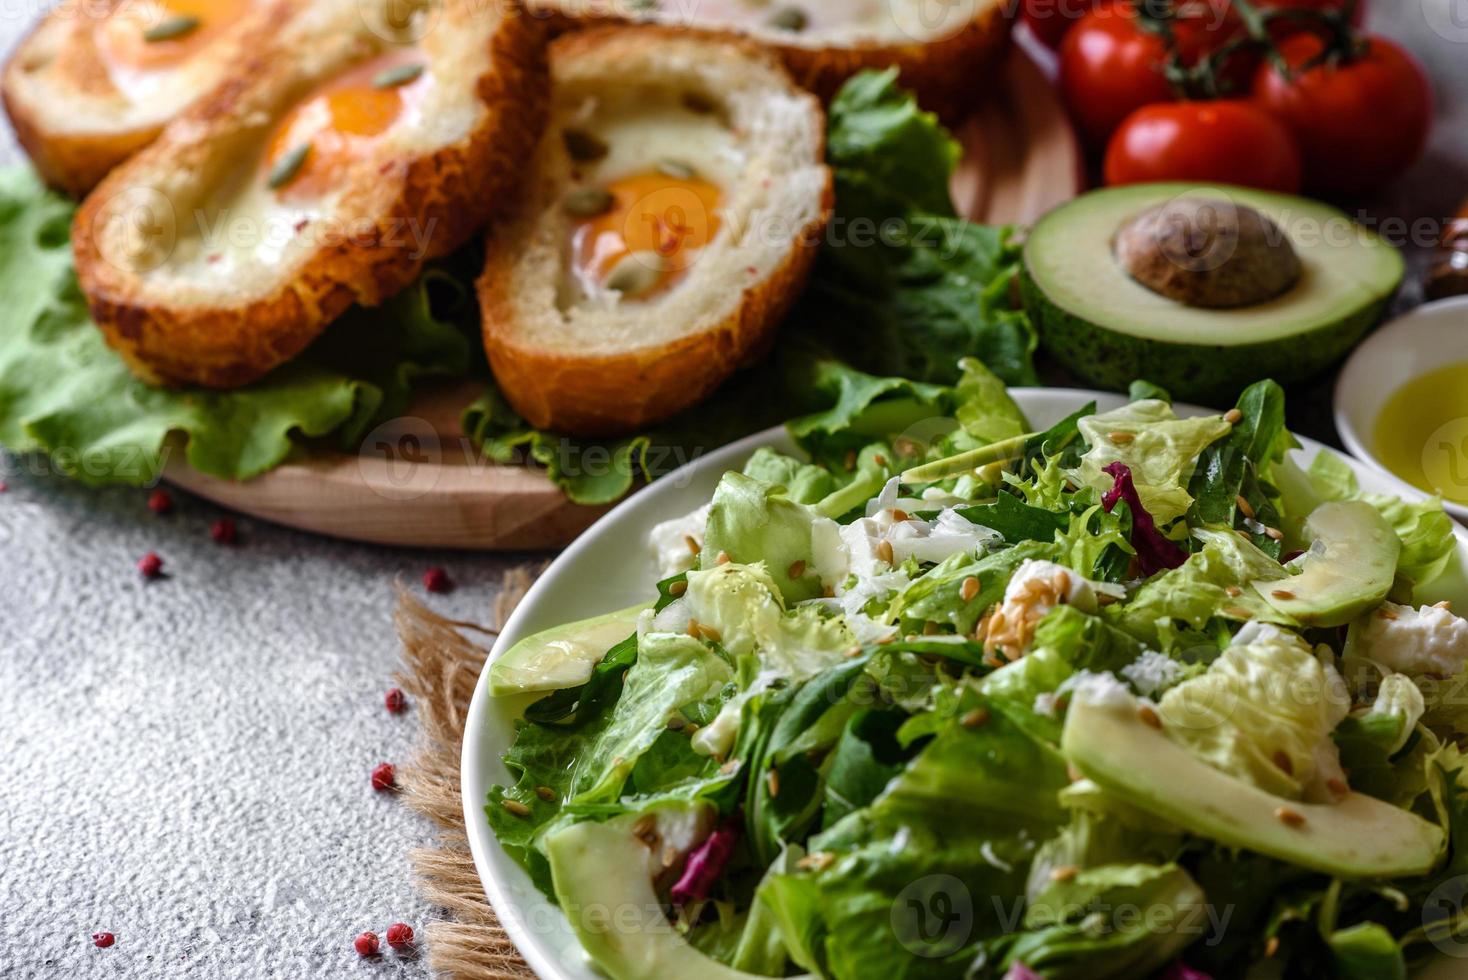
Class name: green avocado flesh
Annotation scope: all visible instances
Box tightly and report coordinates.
[1253,501,1401,628]
[546,804,773,980]
[487,604,648,696]
[1022,183,1404,404]
[1063,695,1444,879]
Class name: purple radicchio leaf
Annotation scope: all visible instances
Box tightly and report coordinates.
[1102,461,1188,576]
[669,819,741,907]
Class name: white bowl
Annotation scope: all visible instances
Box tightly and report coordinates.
[462,388,1468,980]
[1336,296,1468,523]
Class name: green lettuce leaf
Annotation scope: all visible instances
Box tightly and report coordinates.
[1005,863,1207,979]
[763,697,1069,978]
[1108,527,1296,652]
[1073,399,1234,525]
[0,167,475,484]
[1158,624,1350,800]
[702,472,825,603]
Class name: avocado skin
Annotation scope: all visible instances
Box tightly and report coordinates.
[1020,268,1393,406]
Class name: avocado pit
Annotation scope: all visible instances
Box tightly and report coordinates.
[1114,197,1301,309]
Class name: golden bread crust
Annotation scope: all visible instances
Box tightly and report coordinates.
[478,26,833,437]
[72,0,549,389]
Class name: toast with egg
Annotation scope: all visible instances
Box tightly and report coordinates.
[3,0,294,197]
[478,27,833,436]
[526,0,1013,118]
[72,0,547,390]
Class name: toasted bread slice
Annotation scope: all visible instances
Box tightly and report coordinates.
[3,0,296,197]
[478,27,833,436]
[527,0,1013,118]
[73,0,547,390]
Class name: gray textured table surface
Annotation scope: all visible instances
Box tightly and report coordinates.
[2,5,1466,979]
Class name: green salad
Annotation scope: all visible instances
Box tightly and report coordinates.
[485,373,1468,980]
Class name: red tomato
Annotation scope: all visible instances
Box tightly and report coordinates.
[1021,0,1094,48]
[1252,33,1432,196]
[1104,100,1303,192]
[1059,2,1243,149]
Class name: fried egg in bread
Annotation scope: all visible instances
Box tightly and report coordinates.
[478,27,833,436]
[73,0,547,390]
[527,0,1013,118]
[4,0,295,197]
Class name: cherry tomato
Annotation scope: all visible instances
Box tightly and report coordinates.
[1252,33,1432,196]
[1020,0,1094,48]
[1104,100,1303,192]
[1059,1,1243,149]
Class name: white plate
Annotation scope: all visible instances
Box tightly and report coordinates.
[461,388,1468,980]
[1336,295,1468,523]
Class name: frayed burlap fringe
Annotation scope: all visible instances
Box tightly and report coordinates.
[395,566,541,980]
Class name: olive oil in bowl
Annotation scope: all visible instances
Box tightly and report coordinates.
[1373,361,1468,505]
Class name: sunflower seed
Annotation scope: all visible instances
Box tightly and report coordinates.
[144,15,200,42]
[373,63,425,89]
[266,143,311,190]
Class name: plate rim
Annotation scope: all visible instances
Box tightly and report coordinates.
[460,387,1468,980]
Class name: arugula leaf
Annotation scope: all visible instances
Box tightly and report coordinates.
[956,492,1070,544]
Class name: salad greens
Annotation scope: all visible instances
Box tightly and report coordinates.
[485,375,1468,980]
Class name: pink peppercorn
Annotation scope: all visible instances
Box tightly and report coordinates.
[423,567,452,593]
[92,933,115,949]
[384,688,407,714]
[354,931,379,956]
[385,922,414,950]
[211,518,237,545]
[371,763,396,792]
[147,489,173,515]
[137,553,164,579]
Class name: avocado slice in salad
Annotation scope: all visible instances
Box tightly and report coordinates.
[1253,501,1400,628]
[488,604,649,696]
[545,803,777,980]
[1022,184,1403,404]
[1063,687,1444,879]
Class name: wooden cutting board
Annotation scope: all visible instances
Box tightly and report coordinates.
[165,49,1085,550]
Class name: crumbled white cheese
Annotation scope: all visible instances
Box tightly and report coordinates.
[1121,650,1188,698]
[889,509,1003,566]
[1349,601,1468,678]
[647,504,710,579]
[1068,671,1136,709]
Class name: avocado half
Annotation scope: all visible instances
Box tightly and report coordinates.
[1021,183,1404,404]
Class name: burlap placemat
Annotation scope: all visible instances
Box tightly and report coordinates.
[394,568,540,980]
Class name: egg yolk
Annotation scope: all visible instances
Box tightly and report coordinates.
[263,53,426,199]
[572,173,723,299]
[97,0,253,73]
